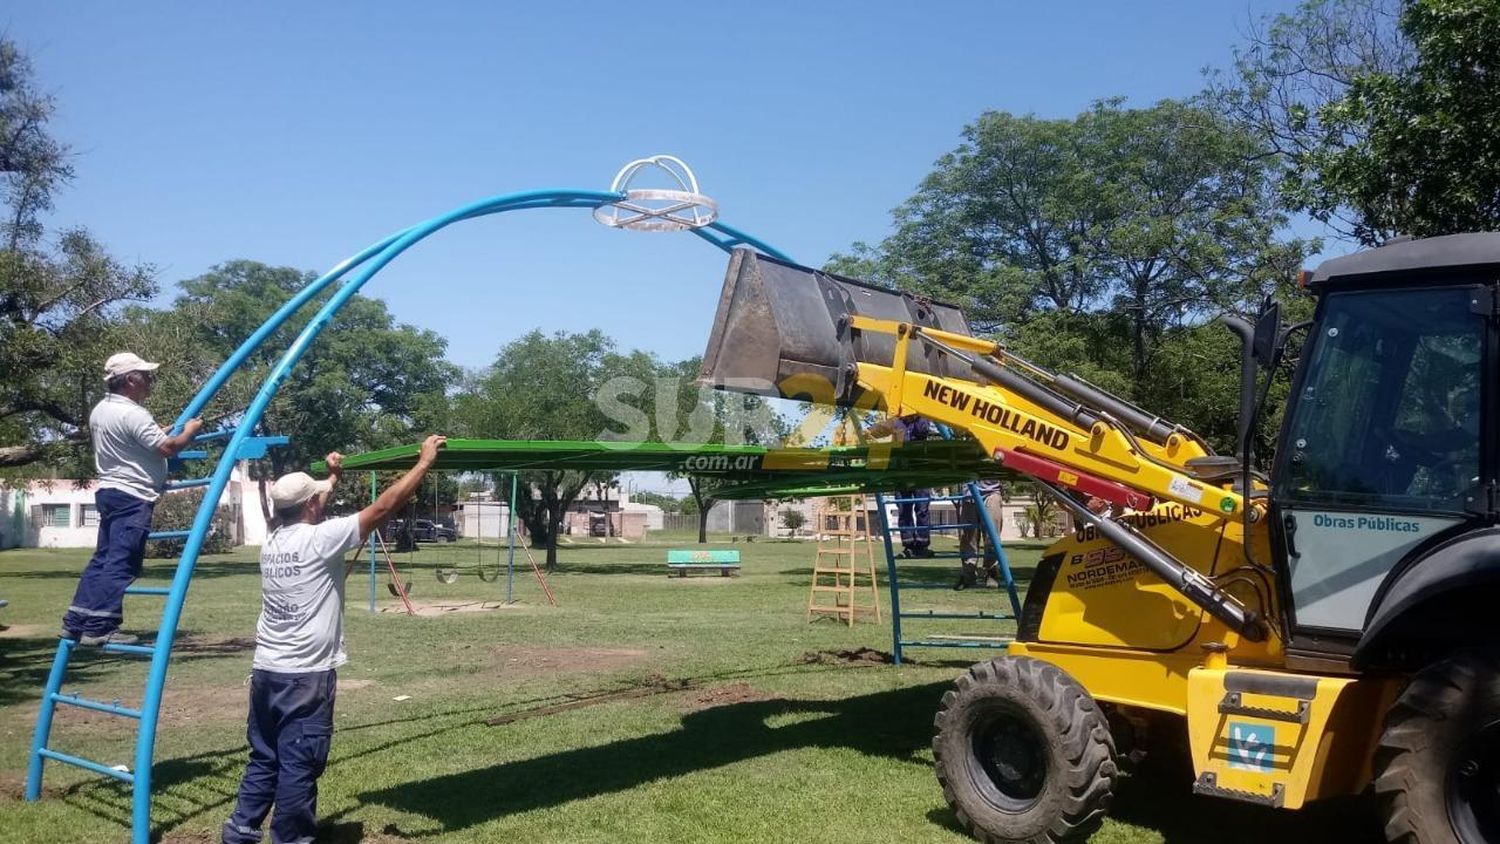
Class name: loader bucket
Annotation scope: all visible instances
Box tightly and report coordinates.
[699,249,973,407]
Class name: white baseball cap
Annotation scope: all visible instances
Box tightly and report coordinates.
[103,352,161,382]
[269,472,332,510]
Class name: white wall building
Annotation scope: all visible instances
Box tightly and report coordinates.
[0,461,269,550]
[455,495,511,540]
[761,491,1057,543]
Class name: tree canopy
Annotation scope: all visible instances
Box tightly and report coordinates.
[829,97,1308,454]
[1215,0,1500,244]
[122,260,456,478]
[0,38,156,471]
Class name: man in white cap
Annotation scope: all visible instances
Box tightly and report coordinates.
[222,434,445,844]
[62,353,203,646]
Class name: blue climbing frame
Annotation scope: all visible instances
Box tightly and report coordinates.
[24,184,791,844]
[876,427,1023,664]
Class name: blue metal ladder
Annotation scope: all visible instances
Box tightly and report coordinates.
[25,430,287,836]
[876,480,1022,664]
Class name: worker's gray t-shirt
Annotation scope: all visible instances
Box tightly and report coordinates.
[90,394,169,502]
[253,515,363,673]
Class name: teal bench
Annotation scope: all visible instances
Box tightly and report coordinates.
[667,549,741,577]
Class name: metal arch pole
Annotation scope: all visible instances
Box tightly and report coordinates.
[167,204,553,434]
[507,472,517,604]
[368,471,378,614]
[875,492,904,665]
[692,220,794,262]
[126,188,621,844]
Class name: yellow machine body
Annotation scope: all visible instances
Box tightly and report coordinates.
[1009,502,1401,808]
[696,250,1416,812]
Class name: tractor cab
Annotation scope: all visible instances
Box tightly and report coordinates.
[1265,233,1500,670]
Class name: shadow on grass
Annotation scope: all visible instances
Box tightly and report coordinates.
[0,632,253,707]
[1,556,257,582]
[43,659,892,840]
[1105,760,1383,843]
[352,681,950,837]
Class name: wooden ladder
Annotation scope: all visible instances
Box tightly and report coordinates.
[807,495,882,626]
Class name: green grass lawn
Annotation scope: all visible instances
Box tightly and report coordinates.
[0,535,1381,843]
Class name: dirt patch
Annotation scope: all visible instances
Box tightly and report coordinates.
[491,645,648,677]
[682,681,771,712]
[0,772,59,802]
[800,647,894,665]
[0,623,47,638]
[380,600,519,616]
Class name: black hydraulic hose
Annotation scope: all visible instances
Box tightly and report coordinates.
[1042,483,1269,642]
[1048,372,1176,446]
[970,357,1102,432]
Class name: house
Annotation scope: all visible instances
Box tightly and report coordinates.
[0,461,269,550]
[454,493,511,540]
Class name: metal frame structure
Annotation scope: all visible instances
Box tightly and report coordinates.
[26,171,790,844]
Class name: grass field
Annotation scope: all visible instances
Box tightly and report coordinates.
[0,533,1382,843]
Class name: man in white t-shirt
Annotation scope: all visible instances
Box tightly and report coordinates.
[62,352,203,646]
[222,435,445,844]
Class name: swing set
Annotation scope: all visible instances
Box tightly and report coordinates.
[363,469,556,614]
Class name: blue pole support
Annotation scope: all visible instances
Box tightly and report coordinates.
[25,639,73,799]
[506,472,517,604]
[368,471,377,614]
[966,480,1022,619]
[874,493,904,665]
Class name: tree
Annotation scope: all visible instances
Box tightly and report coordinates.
[780,508,806,533]
[831,99,1306,453]
[119,261,455,515]
[452,329,657,569]
[1211,0,1500,243]
[1302,1,1500,241]
[655,356,788,542]
[628,490,681,513]
[0,39,156,470]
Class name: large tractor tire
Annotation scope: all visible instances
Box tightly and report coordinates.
[1375,652,1500,844]
[933,655,1117,843]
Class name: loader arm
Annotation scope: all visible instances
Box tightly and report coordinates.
[698,248,1267,641]
[847,316,1244,519]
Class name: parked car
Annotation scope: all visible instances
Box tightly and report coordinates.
[412,519,457,542]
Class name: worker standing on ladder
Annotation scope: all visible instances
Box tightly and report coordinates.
[222,434,445,844]
[61,353,203,647]
[866,413,934,558]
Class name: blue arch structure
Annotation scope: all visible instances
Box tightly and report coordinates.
[25,185,791,844]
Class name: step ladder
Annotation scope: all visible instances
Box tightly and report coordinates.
[877,479,1022,665]
[26,428,288,843]
[807,495,882,626]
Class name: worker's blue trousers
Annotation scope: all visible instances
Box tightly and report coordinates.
[897,488,931,551]
[223,669,336,844]
[62,488,154,637]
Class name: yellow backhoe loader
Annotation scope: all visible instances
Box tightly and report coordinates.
[700,234,1500,843]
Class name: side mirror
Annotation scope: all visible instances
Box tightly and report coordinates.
[1252,301,1282,370]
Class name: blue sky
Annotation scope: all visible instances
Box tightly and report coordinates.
[10,0,1307,376]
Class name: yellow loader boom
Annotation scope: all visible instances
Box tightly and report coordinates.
[700,248,1267,641]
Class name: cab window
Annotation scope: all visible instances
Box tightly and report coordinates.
[1279,286,1483,512]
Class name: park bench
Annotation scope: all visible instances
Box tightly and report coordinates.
[666,549,741,577]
